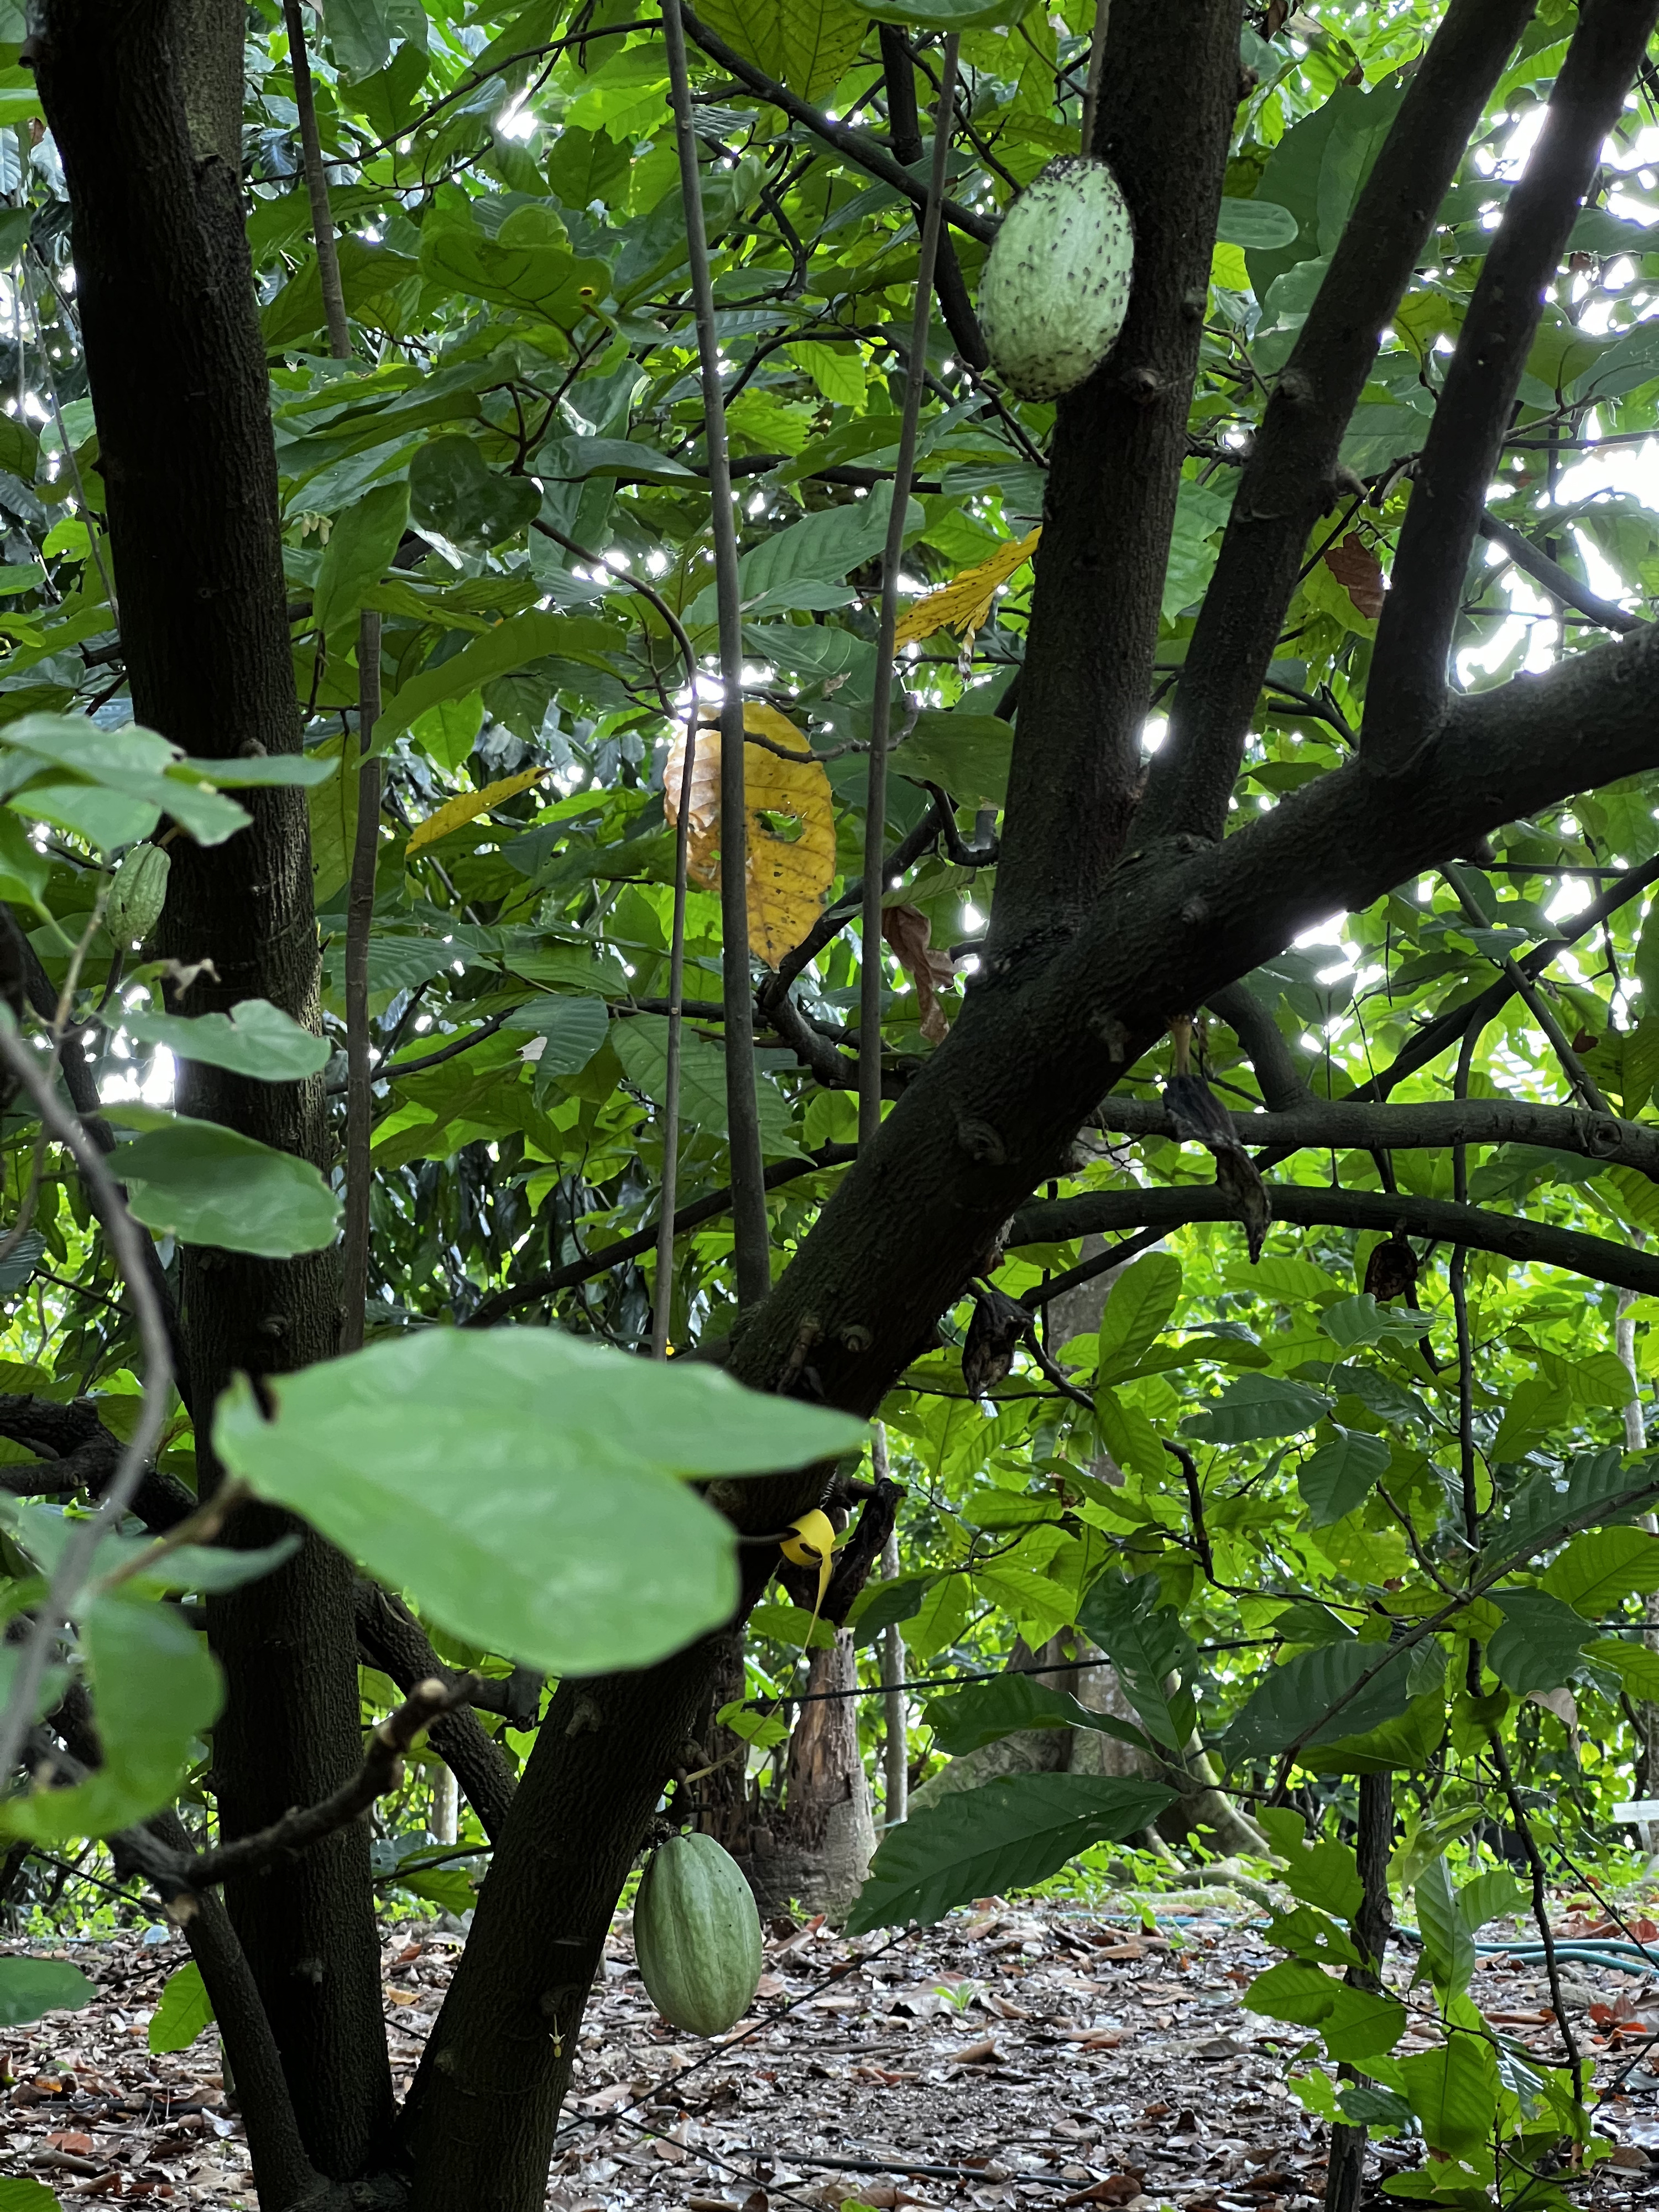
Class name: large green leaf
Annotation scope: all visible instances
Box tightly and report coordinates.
[1186,1371,1332,1443]
[419,220,612,329]
[1297,1428,1391,1526]
[1486,1448,1659,1566]
[1223,1640,1432,1762]
[1093,1252,1183,1380]
[379,610,568,743]
[1486,1589,1592,1695]
[923,1673,1147,1758]
[314,478,411,634]
[1416,1856,1475,1997]
[0,1955,95,2027]
[214,1328,865,1674]
[697,0,871,98]
[611,1014,803,1157]
[1243,1959,1406,2060]
[112,999,330,1083]
[149,1960,214,2053]
[844,1772,1176,1934]
[106,1114,340,1256]
[3,1595,223,1843]
[1397,2036,1501,2161]
[1541,1524,1659,1615]
[1075,1572,1199,1750]
[410,436,541,552]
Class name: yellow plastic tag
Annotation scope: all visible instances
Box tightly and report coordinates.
[780,1509,837,1642]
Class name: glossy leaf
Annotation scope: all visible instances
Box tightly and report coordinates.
[214,1328,865,1674]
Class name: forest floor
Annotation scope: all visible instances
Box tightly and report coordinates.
[6,1892,1659,2208]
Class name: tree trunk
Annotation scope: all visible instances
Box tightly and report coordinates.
[33,0,392,2179]
[742,1630,876,1919]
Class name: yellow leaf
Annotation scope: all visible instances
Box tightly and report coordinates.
[663,706,837,968]
[893,526,1042,652]
[406,766,544,854]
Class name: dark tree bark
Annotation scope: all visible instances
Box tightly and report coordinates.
[32,0,391,2183]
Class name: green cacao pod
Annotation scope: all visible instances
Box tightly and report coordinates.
[978,155,1134,402]
[633,1832,763,2037]
[105,842,171,947]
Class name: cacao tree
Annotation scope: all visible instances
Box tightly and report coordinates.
[6,1,1659,2209]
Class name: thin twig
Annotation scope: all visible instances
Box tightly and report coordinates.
[654,704,698,1358]
[1079,0,1110,152]
[0,1011,173,1786]
[860,35,958,1149]
[662,0,769,1307]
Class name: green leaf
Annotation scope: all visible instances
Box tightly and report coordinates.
[0,2180,63,2211]
[112,999,330,1083]
[1223,1642,1427,1762]
[1396,2036,1501,2161]
[107,1115,341,1258]
[418,223,612,331]
[1297,1428,1391,1526]
[1457,1868,1527,1934]
[1485,1448,1659,1566]
[148,1960,214,2053]
[1541,1524,1659,1615]
[1074,1573,1198,1751]
[0,1955,96,2027]
[1417,1856,1475,1997]
[849,1571,936,1647]
[410,436,541,554]
[1585,1635,1659,1698]
[314,479,411,635]
[546,127,630,209]
[697,0,871,98]
[1244,1957,1340,2027]
[379,610,569,743]
[1486,1589,1592,1695]
[1186,1371,1332,1443]
[3,714,250,851]
[1256,1807,1364,1918]
[844,1772,1177,1934]
[745,1598,834,1650]
[611,1014,802,1157]
[1093,1387,1166,1480]
[213,1329,865,1675]
[502,994,609,1077]
[1094,1253,1183,1379]
[325,0,393,80]
[3,1594,223,1843]
[1318,1295,1433,1349]
[894,711,1013,808]
[923,1674,1147,1758]
[0,807,50,911]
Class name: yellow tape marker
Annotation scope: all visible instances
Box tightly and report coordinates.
[780,1509,837,1644]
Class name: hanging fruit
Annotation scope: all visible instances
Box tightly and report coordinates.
[632,1830,764,2037]
[978,156,1135,402]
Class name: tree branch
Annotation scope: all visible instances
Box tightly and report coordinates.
[1364,0,1659,769]
[1095,1091,1659,1182]
[466,1142,859,1326]
[1011,1179,1659,1303]
[1206,979,1312,1110]
[1136,0,1536,843]
[680,5,996,245]
[352,1579,518,1842]
[1479,510,1644,634]
[0,1392,195,1530]
[117,1678,475,1910]
[988,0,1244,956]
[879,27,987,367]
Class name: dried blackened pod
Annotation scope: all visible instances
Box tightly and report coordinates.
[978,156,1135,402]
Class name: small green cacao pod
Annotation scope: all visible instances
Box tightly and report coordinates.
[105,842,171,947]
[633,1831,763,2038]
[978,155,1135,402]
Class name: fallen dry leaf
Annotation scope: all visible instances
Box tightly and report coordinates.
[948,2036,1000,2068]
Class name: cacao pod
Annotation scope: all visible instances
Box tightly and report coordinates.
[978,155,1134,402]
[105,842,170,947]
[633,1830,763,2037]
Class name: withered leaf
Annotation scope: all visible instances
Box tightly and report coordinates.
[1217,1147,1272,1262]
[882,903,956,1045]
[1363,1229,1417,1303]
[962,1286,1030,1399]
[1323,531,1386,620]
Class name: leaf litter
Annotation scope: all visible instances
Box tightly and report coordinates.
[4,1895,1659,2206]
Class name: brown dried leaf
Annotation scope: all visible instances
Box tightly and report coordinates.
[1363,1230,1417,1304]
[1217,1146,1272,1262]
[963,1287,1030,1399]
[1323,533,1385,619]
[881,904,956,1044]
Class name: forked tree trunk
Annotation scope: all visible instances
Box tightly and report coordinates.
[34,0,391,2178]
[742,1630,876,1919]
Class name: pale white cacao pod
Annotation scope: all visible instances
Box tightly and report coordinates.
[978,155,1135,402]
